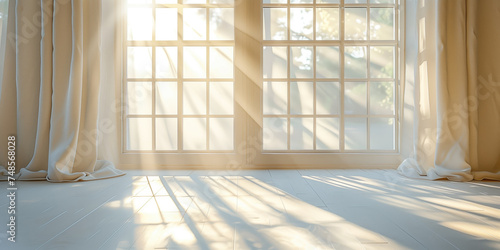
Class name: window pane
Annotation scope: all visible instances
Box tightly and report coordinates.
[128,8,152,41]
[263,117,288,150]
[370,0,395,4]
[370,8,395,40]
[183,118,207,150]
[157,0,177,3]
[210,47,234,79]
[290,82,313,115]
[156,82,178,115]
[263,8,287,40]
[345,118,367,150]
[156,118,178,150]
[210,82,234,115]
[263,0,287,5]
[345,0,367,3]
[156,9,177,41]
[127,118,153,150]
[209,8,234,40]
[316,8,339,40]
[370,82,394,115]
[290,46,313,78]
[316,46,340,78]
[127,82,152,115]
[210,0,234,4]
[316,118,340,150]
[184,8,207,40]
[345,8,367,40]
[290,8,313,40]
[184,0,206,5]
[183,47,206,78]
[370,118,395,150]
[370,46,394,78]
[345,82,367,115]
[183,82,207,115]
[290,118,314,150]
[263,46,287,79]
[345,46,367,78]
[263,82,287,115]
[127,47,152,78]
[210,118,234,150]
[291,0,313,3]
[156,47,178,79]
[317,0,340,3]
[316,82,340,115]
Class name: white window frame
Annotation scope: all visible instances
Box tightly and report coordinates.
[119,0,406,169]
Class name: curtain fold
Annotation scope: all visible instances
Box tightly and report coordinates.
[399,0,500,181]
[0,0,124,182]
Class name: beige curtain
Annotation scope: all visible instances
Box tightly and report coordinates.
[399,0,500,181]
[0,0,124,182]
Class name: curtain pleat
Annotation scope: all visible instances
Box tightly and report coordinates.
[0,0,124,182]
[399,0,500,181]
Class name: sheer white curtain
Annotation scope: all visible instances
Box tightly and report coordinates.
[0,0,124,182]
[399,0,500,181]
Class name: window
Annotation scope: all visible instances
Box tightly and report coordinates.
[262,0,398,152]
[124,0,402,167]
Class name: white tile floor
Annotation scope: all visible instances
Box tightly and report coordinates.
[1,169,500,249]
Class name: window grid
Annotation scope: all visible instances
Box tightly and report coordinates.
[125,0,236,152]
[262,0,398,152]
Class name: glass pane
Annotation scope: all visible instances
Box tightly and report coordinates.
[184,0,206,5]
[183,82,207,115]
[183,8,207,40]
[156,82,178,115]
[210,0,234,4]
[263,82,287,115]
[370,0,395,4]
[157,0,177,3]
[316,82,340,115]
[345,118,367,150]
[263,8,287,40]
[345,82,367,115]
[210,47,234,79]
[183,118,207,150]
[127,47,152,78]
[263,46,287,79]
[210,82,234,115]
[128,8,152,41]
[127,82,152,115]
[316,118,339,150]
[156,9,177,40]
[291,0,313,3]
[370,118,395,150]
[316,8,339,40]
[345,0,367,3]
[210,118,234,150]
[370,8,395,40]
[127,118,152,150]
[345,46,367,78]
[156,118,178,150]
[370,46,394,78]
[345,8,367,40]
[290,118,314,150]
[290,82,313,115]
[370,82,394,115]
[209,8,234,40]
[183,47,206,78]
[317,0,340,3]
[316,46,340,78]
[263,117,287,150]
[128,0,152,3]
[290,46,313,78]
[290,8,313,40]
[156,47,178,78]
[263,0,287,3]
